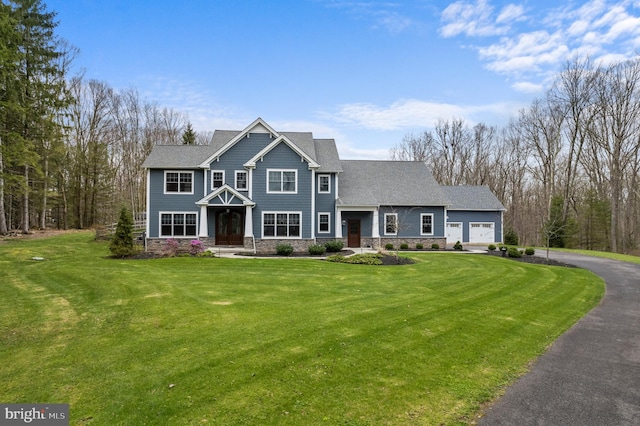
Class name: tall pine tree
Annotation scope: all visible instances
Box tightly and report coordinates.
[3,0,74,233]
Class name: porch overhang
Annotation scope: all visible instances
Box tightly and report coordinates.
[196,184,256,207]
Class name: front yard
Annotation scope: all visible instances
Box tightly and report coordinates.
[0,232,603,425]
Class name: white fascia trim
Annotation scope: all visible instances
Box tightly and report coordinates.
[198,117,280,168]
[243,135,320,170]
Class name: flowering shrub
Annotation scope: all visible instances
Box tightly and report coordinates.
[163,238,179,257]
[190,239,204,255]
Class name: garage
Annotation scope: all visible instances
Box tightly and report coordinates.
[469,222,495,243]
[446,222,463,244]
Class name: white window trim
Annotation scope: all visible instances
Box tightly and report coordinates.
[318,212,331,234]
[235,170,248,191]
[159,211,199,238]
[164,170,194,195]
[420,213,434,236]
[318,174,331,193]
[261,211,302,239]
[211,170,225,190]
[266,169,298,194]
[384,213,398,236]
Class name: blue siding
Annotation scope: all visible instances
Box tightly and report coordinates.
[251,143,314,238]
[447,210,503,242]
[209,133,273,191]
[379,206,446,237]
[148,169,204,237]
[315,173,337,237]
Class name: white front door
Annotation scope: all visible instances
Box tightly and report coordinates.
[446,222,463,244]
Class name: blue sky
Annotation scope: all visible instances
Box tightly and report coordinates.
[47,0,640,159]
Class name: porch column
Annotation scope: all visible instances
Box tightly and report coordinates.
[335,209,342,238]
[244,205,253,237]
[372,207,380,238]
[199,205,208,237]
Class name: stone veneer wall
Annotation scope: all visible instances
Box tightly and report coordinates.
[146,236,447,254]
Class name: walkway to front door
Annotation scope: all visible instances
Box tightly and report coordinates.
[215,209,244,245]
[347,219,361,248]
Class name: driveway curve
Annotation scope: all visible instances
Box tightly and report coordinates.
[479,251,640,425]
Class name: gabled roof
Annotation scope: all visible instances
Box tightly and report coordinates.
[199,117,279,167]
[142,118,342,172]
[338,161,449,207]
[244,134,320,169]
[442,185,506,211]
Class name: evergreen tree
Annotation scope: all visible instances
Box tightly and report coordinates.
[109,206,135,258]
[4,0,75,233]
[182,121,196,145]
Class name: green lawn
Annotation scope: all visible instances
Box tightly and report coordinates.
[0,232,604,425]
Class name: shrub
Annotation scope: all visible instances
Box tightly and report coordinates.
[324,240,344,252]
[416,243,424,250]
[327,253,383,265]
[504,228,519,245]
[308,244,326,255]
[109,206,136,258]
[189,239,204,255]
[507,247,522,258]
[385,243,394,250]
[431,243,440,250]
[488,244,497,251]
[453,241,463,250]
[163,238,179,257]
[525,247,535,256]
[276,243,294,256]
[400,243,409,250]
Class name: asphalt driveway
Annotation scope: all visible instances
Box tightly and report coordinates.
[479,251,640,425]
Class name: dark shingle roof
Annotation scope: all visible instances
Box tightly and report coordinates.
[143,128,342,172]
[141,145,216,169]
[442,185,506,211]
[338,161,449,206]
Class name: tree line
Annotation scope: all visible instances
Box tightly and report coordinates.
[2,1,639,254]
[0,0,206,234]
[391,56,640,254]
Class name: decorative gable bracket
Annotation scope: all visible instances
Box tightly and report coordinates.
[196,184,255,207]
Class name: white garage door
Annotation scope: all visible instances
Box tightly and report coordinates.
[446,222,463,244]
[469,223,495,243]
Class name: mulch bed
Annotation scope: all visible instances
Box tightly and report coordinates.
[482,250,578,268]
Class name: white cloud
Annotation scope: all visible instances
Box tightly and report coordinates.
[440,0,514,37]
[326,98,519,131]
[511,81,544,93]
[440,0,640,91]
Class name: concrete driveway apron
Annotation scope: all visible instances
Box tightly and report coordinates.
[480,251,640,425]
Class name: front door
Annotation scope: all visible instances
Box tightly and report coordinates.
[216,209,244,245]
[347,219,361,248]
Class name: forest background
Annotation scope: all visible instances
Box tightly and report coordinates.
[1,0,639,254]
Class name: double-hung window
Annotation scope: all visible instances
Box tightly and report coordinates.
[160,212,197,237]
[211,170,224,190]
[235,170,248,191]
[262,212,301,238]
[165,171,193,194]
[267,169,297,193]
[318,175,330,193]
[318,213,330,233]
[384,213,398,235]
[421,214,434,235]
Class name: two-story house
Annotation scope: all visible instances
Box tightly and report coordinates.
[142,118,505,253]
